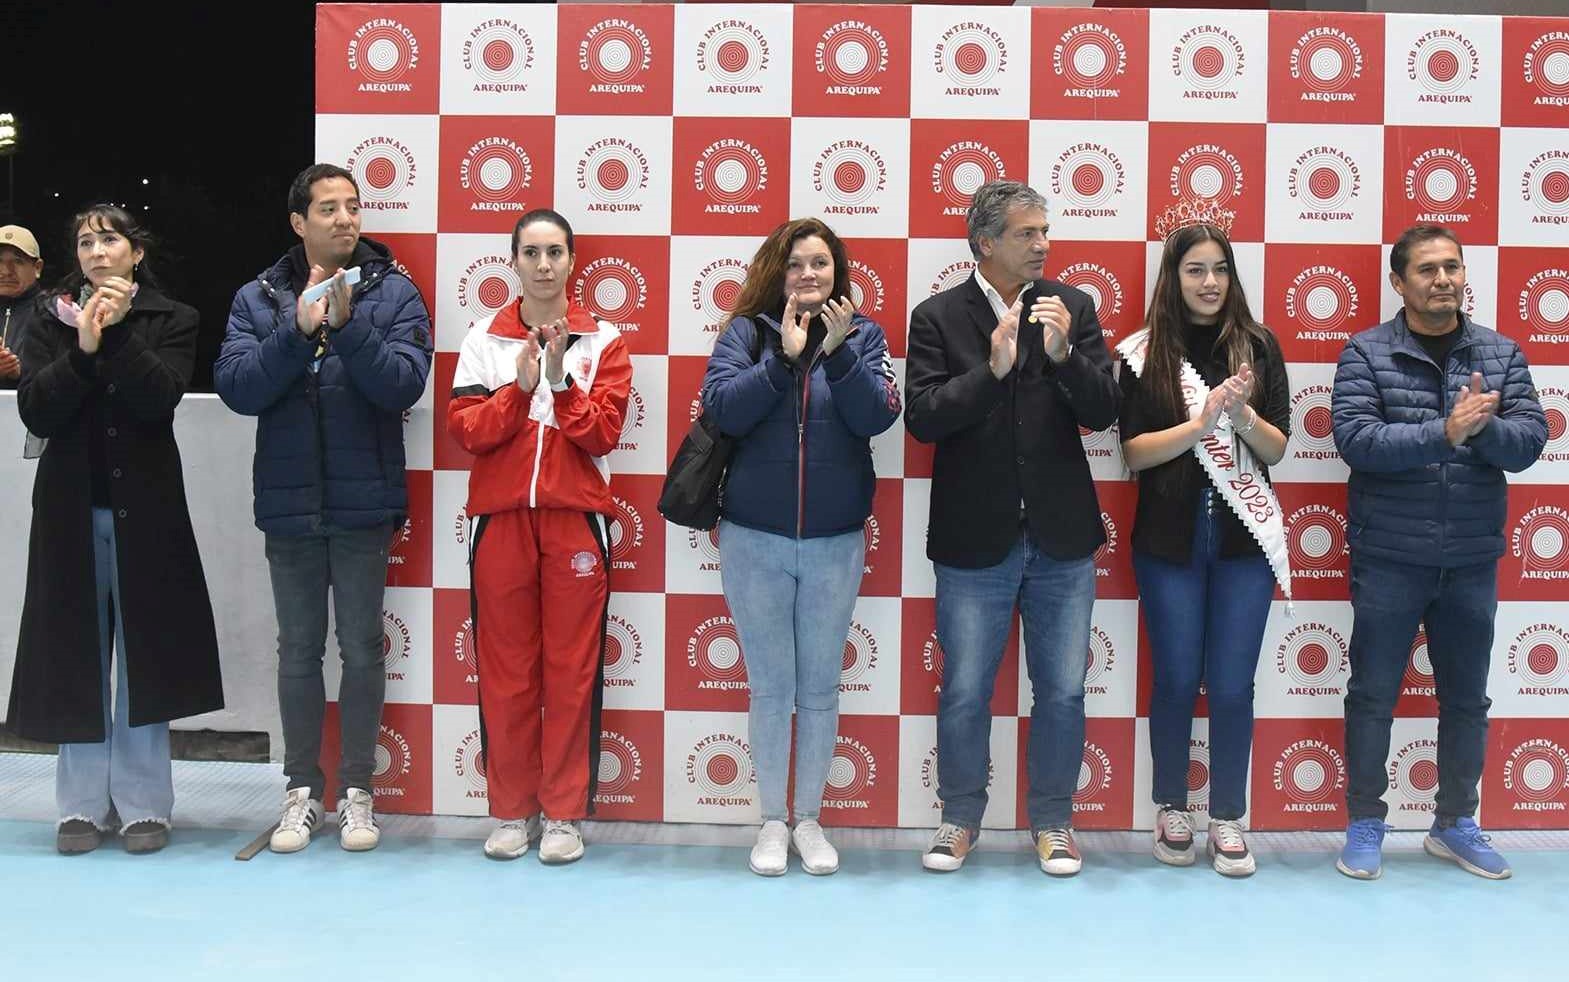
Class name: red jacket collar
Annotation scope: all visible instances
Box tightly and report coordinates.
[487,299,600,340]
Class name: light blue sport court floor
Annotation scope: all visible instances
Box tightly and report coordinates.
[2,752,1564,981]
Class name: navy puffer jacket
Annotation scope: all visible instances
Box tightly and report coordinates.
[702,312,901,539]
[1331,311,1546,567]
[214,238,433,535]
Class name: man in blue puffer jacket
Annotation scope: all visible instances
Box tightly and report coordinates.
[215,164,432,856]
[1331,225,1545,882]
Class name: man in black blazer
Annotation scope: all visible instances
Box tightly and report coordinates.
[905,180,1119,877]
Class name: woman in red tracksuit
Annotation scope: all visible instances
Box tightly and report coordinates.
[446,209,632,864]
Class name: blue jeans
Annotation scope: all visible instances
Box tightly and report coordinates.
[1345,553,1496,822]
[935,530,1096,831]
[1134,488,1275,821]
[56,507,175,828]
[264,523,393,801]
[718,520,865,823]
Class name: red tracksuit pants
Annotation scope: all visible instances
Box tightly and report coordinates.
[471,507,607,821]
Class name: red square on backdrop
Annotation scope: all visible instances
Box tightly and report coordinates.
[666,355,708,462]
[316,4,441,115]
[1266,11,1385,125]
[373,234,437,322]
[672,118,792,238]
[818,715,901,828]
[1094,479,1137,601]
[432,588,477,707]
[595,709,665,821]
[387,470,432,588]
[1382,126,1500,245]
[792,5,912,118]
[861,479,903,598]
[556,4,674,116]
[437,117,555,235]
[665,594,749,712]
[570,236,672,355]
[843,238,910,357]
[1147,123,1267,243]
[908,120,1028,240]
[607,474,666,594]
[1482,719,1569,830]
[1395,625,1440,719]
[899,597,1020,717]
[1502,484,1569,602]
[1264,243,1385,364]
[321,702,433,815]
[1049,240,1147,348]
[1497,248,1569,367]
[1275,483,1350,603]
[1031,7,1150,122]
[1502,18,1569,130]
[1250,718,1347,830]
[433,352,474,473]
[1016,717,1134,830]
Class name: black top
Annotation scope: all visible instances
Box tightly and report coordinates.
[1118,321,1292,563]
[1412,323,1462,367]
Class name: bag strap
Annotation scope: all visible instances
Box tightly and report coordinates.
[749,317,765,364]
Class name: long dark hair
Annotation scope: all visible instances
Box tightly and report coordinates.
[55,204,161,300]
[725,218,851,328]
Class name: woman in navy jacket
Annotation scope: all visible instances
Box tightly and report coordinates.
[701,218,900,877]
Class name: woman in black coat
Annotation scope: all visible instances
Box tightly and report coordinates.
[9,205,222,855]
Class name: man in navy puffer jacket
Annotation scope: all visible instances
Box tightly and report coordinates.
[215,164,432,855]
[1331,225,1545,882]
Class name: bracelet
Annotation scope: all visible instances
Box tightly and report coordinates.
[1234,406,1258,436]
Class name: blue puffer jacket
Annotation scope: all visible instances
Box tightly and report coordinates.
[214,238,433,535]
[702,312,901,539]
[1331,311,1546,567]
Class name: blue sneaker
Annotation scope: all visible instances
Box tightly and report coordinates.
[1423,817,1512,880]
[1336,819,1391,880]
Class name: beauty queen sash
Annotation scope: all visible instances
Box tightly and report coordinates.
[1117,328,1293,608]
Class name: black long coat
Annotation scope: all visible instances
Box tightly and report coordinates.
[8,287,223,742]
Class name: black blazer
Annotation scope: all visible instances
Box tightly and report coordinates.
[905,275,1120,568]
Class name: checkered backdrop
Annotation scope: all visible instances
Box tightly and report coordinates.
[311,3,1569,830]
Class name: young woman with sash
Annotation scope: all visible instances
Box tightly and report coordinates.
[1116,200,1292,877]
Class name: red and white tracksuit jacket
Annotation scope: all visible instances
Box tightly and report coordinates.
[446,300,631,821]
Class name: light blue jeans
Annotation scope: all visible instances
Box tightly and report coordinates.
[718,520,865,823]
[56,507,175,828]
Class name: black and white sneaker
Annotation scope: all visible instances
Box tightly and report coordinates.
[1154,806,1196,866]
[1207,819,1256,877]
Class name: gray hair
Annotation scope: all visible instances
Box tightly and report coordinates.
[965,180,1049,260]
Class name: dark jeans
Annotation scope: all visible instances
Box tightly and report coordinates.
[265,524,393,802]
[1345,552,1496,822]
[1134,488,1275,821]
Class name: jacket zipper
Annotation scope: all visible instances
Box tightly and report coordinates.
[795,347,825,539]
[528,344,545,509]
[2,307,11,348]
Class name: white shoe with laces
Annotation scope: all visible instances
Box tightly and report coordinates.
[790,820,839,875]
[539,818,585,864]
[484,816,541,860]
[337,787,381,852]
[269,787,323,854]
[749,820,789,876]
[921,822,975,872]
[1154,807,1196,866]
[1207,819,1256,877]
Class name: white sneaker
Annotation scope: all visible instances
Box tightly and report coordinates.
[921,822,975,872]
[749,820,789,876]
[337,787,381,852]
[269,787,323,854]
[1153,807,1196,867]
[538,818,585,864]
[1207,820,1256,877]
[483,816,541,860]
[790,820,839,875]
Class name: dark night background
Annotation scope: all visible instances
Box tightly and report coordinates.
[2,1,321,390]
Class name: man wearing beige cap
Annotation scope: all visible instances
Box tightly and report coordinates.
[0,224,44,389]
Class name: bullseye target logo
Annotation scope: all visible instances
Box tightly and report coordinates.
[1512,506,1569,580]
[1286,265,1359,341]
[694,139,770,215]
[933,21,1008,97]
[1388,738,1440,811]
[686,526,723,572]
[931,141,1007,216]
[451,616,477,686]
[576,138,651,213]
[1502,738,1569,812]
[1286,504,1348,582]
[849,260,887,316]
[1403,147,1480,224]
[1084,626,1116,696]
[1289,146,1361,221]
[459,137,533,212]
[1074,743,1115,812]
[921,628,944,688]
[1523,30,1569,106]
[1170,25,1246,97]
[347,18,420,92]
[608,494,644,569]
[372,724,414,797]
[1275,622,1349,697]
[1272,739,1345,813]
[685,733,754,806]
[813,141,888,215]
[347,137,417,210]
[1052,144,1127,218]
[1508,623,1569,695]
[1290,26,1364,102]
[928,260,976,297]
[575,256,648,330]
[815,21,891,95]
[1289,385,1338,461]
[597,731,644,803]
[457,256,519,320]
[1093,512,1119,576]
[1521,151,1569,225]
[602,614,645,689]
[617,386,647,451]
[1169,143,1245,205]
[1187,739,1212,812]
[1058,263,1125,334]
[578,18,654,94]
[1408,29,1481,102]
[696,19,770,93]
[1404,629,1436,699]
[1079,422,1119,462]
[1539,386,1569,461]
[691,258,749,335]
[382,610,411,681]
[1054,22,1128,97]
[462,19,534,93]
[687,615,748,692]
[840,622,880,695]
[1518,268,1569,343]
[823,737,878,809]
[453,729,487,797]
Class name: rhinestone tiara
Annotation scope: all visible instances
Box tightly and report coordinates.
[1153,197,1237,239]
